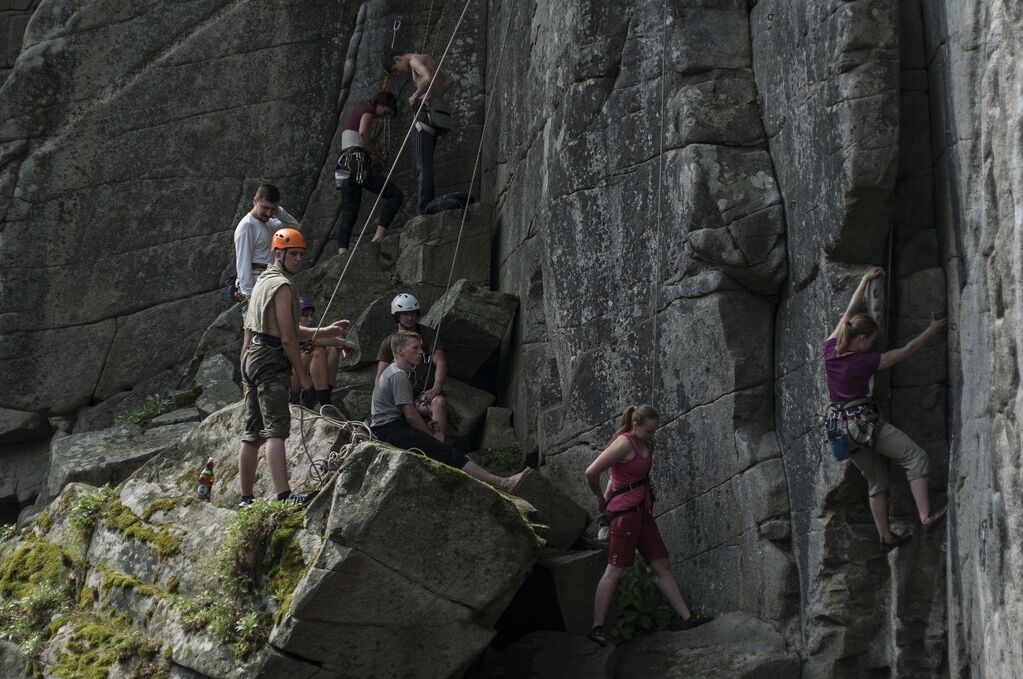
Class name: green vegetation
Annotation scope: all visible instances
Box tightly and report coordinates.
[68,486,114,538]
[142,498,178,521]
[0,582,72,654]
[50,612,165,679]
[474,446,523,476]
[0,523,16,543]
[0,540,76,654]
[612,556,671,641]
[0,541,75,600]
[114,394,173,427]
[174,500,308,658]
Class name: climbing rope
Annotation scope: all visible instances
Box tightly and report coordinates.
[420,4,515,387]
[297,403,376,490]
[650,1,669,406]
[312,0,476,339]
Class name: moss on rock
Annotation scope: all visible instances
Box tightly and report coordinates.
[101,500,181,560]
[0,541,75,599]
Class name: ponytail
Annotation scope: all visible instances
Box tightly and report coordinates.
[837,313,880,354]
[609,404,659,444]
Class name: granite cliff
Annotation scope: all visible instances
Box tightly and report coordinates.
[0,0,1020,676]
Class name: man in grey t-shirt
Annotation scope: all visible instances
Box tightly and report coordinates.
[370,331,526,491]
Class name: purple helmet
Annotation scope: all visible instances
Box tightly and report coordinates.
[299,295,314,311]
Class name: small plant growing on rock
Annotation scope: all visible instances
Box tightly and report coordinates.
[613,556,671,641]
[114,394,174,427]
[68,486,114,537]
[0,523,16,544]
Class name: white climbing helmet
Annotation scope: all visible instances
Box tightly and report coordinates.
[390,293,420,316]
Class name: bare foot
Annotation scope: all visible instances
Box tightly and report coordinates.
[338,247,349,255]
[497,468,531,493]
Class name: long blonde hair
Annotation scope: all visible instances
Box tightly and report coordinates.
[836,313,880,354]
[610,404,659,444]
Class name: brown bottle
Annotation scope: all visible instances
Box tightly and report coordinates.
[196,457,215,502]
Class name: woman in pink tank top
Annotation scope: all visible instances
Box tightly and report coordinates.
[583,404,705,646]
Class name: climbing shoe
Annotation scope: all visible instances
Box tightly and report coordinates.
[587,625,609,647]
[923,505,948,533]
[237,496,254,508]
[880,531,912,553]
[668,614,713,631]
[282,491,314,507]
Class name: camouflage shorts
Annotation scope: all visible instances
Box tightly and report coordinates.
[241,344,292,443]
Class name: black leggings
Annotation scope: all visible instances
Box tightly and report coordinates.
[372,421,467,469]
[336,168,404,248]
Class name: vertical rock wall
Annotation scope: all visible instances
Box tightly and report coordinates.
[0,0,485,416]
[485,0,796,626]
[918,0,1023,675]
[0,0,39,83]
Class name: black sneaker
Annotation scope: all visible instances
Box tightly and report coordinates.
[668,614,713,631]
[587,625,609,647]
[237,496,254,508]
[880,531,912,553]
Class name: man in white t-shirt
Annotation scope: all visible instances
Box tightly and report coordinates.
[233,184,302,301]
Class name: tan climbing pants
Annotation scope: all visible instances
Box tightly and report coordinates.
[850,423,930,496]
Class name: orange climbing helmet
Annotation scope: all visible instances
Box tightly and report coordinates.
[272,228,306,251]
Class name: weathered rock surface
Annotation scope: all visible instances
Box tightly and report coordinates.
[509,471,588,551]
[194,353,240,418]
[615,612,799,678]
[270,443,538,678]
[0,407,49,443]
[0,639,35,679]
[45,422,195,501]
[481,406,518,451]
[422,279,519,382]
[538,548,606,635]
[0,438,48,504]
[397,205,492,292]
[444,377,496,450]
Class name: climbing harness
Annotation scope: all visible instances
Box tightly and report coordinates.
[334,147,369,188]
[822,398,880,461]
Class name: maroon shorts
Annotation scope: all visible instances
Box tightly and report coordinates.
[607,507,669,568]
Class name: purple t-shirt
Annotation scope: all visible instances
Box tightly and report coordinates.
[342,103,375,132]
[822,337,881,402]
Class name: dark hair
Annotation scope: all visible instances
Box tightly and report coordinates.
[370,91,398,116]
[254,184,281,203]
[836,313,880,354]
[383,49,408,74]
[390,330,422,353]
[609,404,659,444]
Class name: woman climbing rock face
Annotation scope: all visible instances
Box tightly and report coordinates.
[583,405,707,646]
[823,266,949,552]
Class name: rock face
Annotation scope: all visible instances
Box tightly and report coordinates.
[486,0,795,648]
[615,612,800,678]
[270,443,538,678]
[0,0,486,414]
[0,406,539,679]
[2,0,1022,676]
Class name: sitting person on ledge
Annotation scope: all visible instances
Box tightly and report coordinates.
[370,330,525,491]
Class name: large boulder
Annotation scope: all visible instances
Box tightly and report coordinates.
[396,205,492,291]
[268,442,539,678]
[538,548,607,635]
[421,280,519,382]
[0,438,49,505]
[444,378,497,450]
[509,471,589,551]
[615,612,799,678]
[44,422,196,501]
[0,407,50,444]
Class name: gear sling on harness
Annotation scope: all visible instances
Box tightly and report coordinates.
[824,398,880,461]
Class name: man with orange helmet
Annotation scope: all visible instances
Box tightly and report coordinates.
[237,227,349,505]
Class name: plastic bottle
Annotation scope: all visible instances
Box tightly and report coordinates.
[196,457,215,502]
